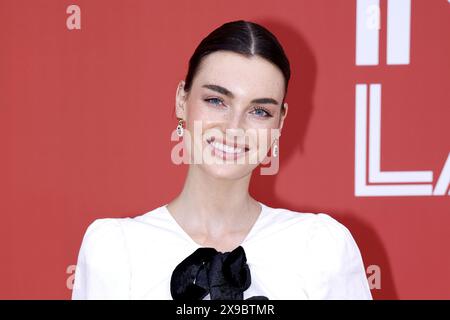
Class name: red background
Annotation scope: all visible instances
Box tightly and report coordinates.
[1,0,449,299]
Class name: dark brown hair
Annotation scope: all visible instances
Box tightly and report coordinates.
[183,20,291,111]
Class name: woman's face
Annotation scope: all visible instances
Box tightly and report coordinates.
[175,50,288,180]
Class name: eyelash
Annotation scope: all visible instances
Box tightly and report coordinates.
[203,98,273,118]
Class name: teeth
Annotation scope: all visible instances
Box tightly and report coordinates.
[211,141,243,154]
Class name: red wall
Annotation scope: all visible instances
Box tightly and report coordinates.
[1,0,449,299]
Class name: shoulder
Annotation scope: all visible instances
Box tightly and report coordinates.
[73,218,131,299]
[78,204,177,255]
[262,205,371,299]
[78,218,129,264]
[261,203,351,239]
[302,213,360,265]
[262,203,360,261]
[81,217,126,243]
[304,213,355,248]
[83,217,124,236]
[82,205,169,238]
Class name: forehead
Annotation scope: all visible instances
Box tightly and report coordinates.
[193,51,285,100]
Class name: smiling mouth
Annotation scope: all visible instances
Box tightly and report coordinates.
[206,136,250,154]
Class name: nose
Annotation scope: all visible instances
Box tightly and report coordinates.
[218,110,249,146]
[224,109,246,131]
[220,109,246,140]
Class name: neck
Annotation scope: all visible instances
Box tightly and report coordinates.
[169,164,259,232]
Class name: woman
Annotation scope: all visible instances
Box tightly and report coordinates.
[72,20,372,300]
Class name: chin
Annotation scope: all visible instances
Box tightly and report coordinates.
[199,162,256,181]
[187,137,264,180]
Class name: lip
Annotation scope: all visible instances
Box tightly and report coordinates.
[206,136,250,152]
[206,137,250,161]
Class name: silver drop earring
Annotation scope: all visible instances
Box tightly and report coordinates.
[176,119,184,137]
[272,140,279,158]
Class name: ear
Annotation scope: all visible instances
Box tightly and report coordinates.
[278,102,288,137]
[175,80,188,120]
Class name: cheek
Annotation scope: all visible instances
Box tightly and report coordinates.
[186,101,223,128]
[243,127,277,155]
[258,131,272,150]
[186,101,203,122]
[257,124,280,149]
[183,101,204,135]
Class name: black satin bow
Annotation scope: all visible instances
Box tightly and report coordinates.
[170,246,268,300]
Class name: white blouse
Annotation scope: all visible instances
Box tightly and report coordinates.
[72,202,372,300]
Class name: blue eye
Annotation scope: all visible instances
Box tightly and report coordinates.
[251,107,273,118]
[204,98,272,118]
[204,98,224,106]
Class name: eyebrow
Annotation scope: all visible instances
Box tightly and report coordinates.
[201,84,280,105]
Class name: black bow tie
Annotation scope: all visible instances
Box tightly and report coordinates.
[170,245,268,300]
